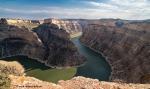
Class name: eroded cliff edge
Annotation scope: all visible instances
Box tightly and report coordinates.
[44,18,82,38]
[0,18,85,67]
[80,20,150,83]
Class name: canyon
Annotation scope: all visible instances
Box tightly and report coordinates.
[43,18,150,83]
[0,18,85,67]
[80,19,150,83]
[33,23,85,67]
[44,18,82,38]
[6,18,82,38]
[0,18,150,89]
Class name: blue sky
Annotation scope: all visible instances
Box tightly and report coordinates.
[0,0,150,20]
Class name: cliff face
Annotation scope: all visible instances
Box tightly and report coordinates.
[44,19,82,37]
[6,18,83,37]
[1,18,150,84]
[33,23,86,67]
[0,19,85,67]
[0,22,45,60]
[6,18,41,24]
[80,20,150,83]
[6,18,40,30]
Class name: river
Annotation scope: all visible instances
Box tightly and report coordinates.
[72,37,111,81]
[1,37,111,82]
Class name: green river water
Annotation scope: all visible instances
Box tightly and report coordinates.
[72,37,111,81]
[1,37,111,83]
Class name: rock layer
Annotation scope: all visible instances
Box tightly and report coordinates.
[80,20,150,83]
[1,18,150,84]
[0,18,85,67]
[6,18,40,30]
[0,22,45,60]
[44,19,82,37]
[33,23,86,67]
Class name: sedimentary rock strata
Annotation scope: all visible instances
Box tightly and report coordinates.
[44,18,82,37]
[6,18,40,30]
[33,23,86,67]
[0,18,85,67]
[80,20,150,83]
[0,21,45,60]
[1,18,150,84]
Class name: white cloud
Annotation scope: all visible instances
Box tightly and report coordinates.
[0,0,150,20]
[85,0,150,19]
[87,1,116,8]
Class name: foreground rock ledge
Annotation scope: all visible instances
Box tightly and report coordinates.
[10,76,150,89]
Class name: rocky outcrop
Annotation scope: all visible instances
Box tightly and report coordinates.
[6,18,39,30]
[6,18,41,25]
[0,60,25,89]
[80,20,150,83]
[6,19,32,24]
[10,75,150,89]
[5,18,83,37]
[33,23,86,67]
[0,19,85,67]
[0,60,24,76]
[44,19,82,37]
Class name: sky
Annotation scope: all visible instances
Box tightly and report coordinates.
[0,0,150,20]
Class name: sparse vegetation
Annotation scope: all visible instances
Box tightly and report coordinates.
[0,61,24,89]
[0,61,24,76]
[0,72,11,89]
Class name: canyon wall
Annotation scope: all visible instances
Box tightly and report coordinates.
[5,18,89,38]
[0,20,45,60]
[6,18,42,24]
[44,19,82,37]
[43,18,150,83]
[6,18,40,30]
[5,18,83,37]
[0,18,85,67]
[80,19,150,83]
[33,23,86,67]
[1,18,150,84]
